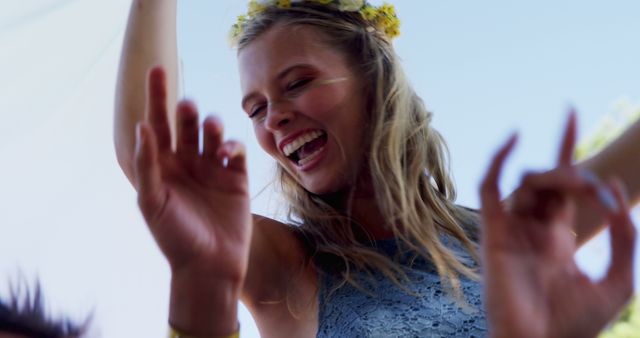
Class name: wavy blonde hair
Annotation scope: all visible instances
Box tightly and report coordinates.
[237,3,480,299]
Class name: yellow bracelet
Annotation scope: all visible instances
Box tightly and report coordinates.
[168,325,240,338]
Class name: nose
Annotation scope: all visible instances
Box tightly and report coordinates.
[264,99,294,132]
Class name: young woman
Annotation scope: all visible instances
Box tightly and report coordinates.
[115,1,637,337]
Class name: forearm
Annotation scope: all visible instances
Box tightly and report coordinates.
[114,0,178,184]
[169,271,241,337]
[575,118,640,245]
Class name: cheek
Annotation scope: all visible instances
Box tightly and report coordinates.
[254,127,277,157]
[297,85,350,121]
[301,84,366,145]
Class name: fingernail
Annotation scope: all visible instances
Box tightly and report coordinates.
[136,124,144,143]
[611,178,629,204]
[578,169,599,185]
[597,187,619,213]
[579,170,619,213]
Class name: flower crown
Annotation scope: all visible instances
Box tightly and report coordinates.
[229,0,401,46]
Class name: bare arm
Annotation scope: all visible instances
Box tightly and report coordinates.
[114,0,178,185]
[242,215,319,337]
[575,118,640,246]
[117,3,315,335]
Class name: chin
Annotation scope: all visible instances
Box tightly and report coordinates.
[300,175,354,198]
[277,158,357,199]
[299,180,334,196]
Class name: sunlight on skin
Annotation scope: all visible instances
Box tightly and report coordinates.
[1,1,639,336]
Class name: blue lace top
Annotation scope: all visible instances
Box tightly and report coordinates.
[315,237,487,337]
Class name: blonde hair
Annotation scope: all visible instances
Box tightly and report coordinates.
[237,3,480,299]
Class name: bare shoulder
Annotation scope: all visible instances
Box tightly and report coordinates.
[241,214,315,306]
[241,214,319,337]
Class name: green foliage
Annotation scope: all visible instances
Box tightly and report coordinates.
[575,97,640,338]
[575,98,640,161]
[599,296,640,338]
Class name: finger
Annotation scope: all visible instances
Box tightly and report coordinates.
[480,133,518,232]
[218,140,247,173]
[557,109,577,167]
[519,168,587,192]
[133,122,166,220]
[203,115,224,161]
[607,180,635,278]
[513,168,609,224]
[578,170,620,214]
[598,179,636,309]
[176,100,200,162]
[145,66,172,152]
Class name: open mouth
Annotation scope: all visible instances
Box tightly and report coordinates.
[283,130,328,167]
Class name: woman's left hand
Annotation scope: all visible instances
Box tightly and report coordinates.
[480,114,637,338]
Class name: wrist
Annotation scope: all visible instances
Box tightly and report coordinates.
[169,323,239,338]
[169,271,243,337]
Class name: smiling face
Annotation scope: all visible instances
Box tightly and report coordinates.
[239,24,369,195]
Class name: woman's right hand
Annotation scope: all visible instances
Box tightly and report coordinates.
[133,66,251,335]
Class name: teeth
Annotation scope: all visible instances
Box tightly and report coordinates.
[298,145,325,166]
[283,130,323,157]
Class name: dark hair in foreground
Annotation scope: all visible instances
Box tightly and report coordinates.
[0,281,88,338]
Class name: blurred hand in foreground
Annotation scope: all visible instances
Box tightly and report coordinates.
[480,113,637,338]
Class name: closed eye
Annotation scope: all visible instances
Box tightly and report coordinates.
[249,104,266,119]
[286,78,312,94]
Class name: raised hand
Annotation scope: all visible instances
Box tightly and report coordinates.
[133,66,251,334]
[480,114,636,338]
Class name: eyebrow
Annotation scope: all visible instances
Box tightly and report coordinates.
[241,63,314,110]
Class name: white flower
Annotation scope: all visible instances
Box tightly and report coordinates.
[338,0,364,12]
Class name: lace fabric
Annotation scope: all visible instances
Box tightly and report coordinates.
[315,238,487,337]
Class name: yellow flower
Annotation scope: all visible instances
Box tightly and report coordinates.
[277,0,292,8]
[360,5,378,20]
[230,0,401,45]
[248,1,267,16]
[376,15,392,29]
[388,16,400,27]
[385,22,400,39]
[228,24,242,47]
[379,3,396,17]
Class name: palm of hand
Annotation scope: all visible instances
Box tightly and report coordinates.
[133,67,252,281]
[148,150,251,278]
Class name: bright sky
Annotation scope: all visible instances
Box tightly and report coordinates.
[1,1,639,337]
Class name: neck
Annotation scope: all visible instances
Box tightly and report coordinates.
[321,182,396,241]
[350,195,396,240]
